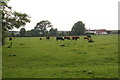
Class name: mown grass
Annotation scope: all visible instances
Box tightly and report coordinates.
[2,34,118,78]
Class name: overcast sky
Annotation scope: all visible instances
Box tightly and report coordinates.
[8,0,119,31]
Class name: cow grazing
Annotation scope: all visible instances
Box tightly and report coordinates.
[9,37,12,41]
[60,44,65,47]
[56,37,64,41]
[88,38,94,43]
[87,35,91,38]
[84,36,89,40]
[7,45,11,48]
[46,36,50,39]
[9,37,12,47]
[64,37,71,40]
[39,38,42,40]
[72,36,79,40]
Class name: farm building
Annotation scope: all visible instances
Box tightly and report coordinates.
[85,29,108,34]
[85,30,96,34]
[95,29,107,34]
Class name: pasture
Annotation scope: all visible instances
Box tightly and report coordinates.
[0,47,2,79]
[2,34,118,78]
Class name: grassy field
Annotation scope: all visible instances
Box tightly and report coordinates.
[2,34,118,78]
[0,47,2,79]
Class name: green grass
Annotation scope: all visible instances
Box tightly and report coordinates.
[0,47,2,79]
[2,34,118,78]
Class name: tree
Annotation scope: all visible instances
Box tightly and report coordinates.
[2,10,30,31]
[26,30,31,37]
[35,20,52,36]
[49,28,58,36]
[29,29,34,37]
[1,1,30,45]
[20,28,26,37]
[71,21,85,35]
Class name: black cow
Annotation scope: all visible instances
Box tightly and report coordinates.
[64,37,71,40]
[9,37,12,41]
[72,36,79,40]
[8,37,12,47]
[39,38,42,40]
[88,38,94,43]
[87,35,91,38]
[46,36,50,39]
[56,37,64,41]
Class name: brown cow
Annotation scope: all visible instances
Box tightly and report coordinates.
[64,37,71,40]
[84,36,89,40]
[72,36,79,40]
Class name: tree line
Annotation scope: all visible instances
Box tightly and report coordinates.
[2,0,118,45]
[1,0,86,45]
[15,20,86,37]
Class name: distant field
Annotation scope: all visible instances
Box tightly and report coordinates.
[2,34,118,78]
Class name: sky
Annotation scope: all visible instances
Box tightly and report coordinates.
[8,0,119,31]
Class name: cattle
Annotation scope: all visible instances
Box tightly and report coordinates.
[7,45,11,48]
[84,36,89,40]
[9,37,12,41]
[46,36,50,39]
[8,37,12,47]
[56,37,64,41]
[87,35,91,38]
[39,38,42,40]
[72,36,79,40]
[60,44,65,47]
[88,38,94,43]
[64,37,71,40]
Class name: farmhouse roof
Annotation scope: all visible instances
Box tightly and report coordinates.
[95,29,107,33]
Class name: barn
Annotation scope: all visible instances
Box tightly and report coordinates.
[85,29,108,35]
[95,29,107,34]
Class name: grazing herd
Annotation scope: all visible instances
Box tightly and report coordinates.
[39,35,94,42]
[8,35,93,48]
[8,35,93,42]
